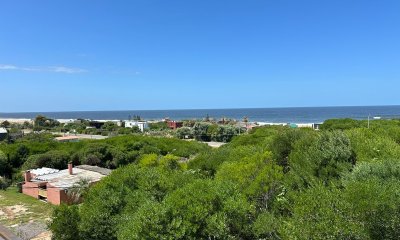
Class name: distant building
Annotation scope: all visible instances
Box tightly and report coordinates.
[167,121,183,130]
[88,121,105,129]
[22,164,111,205]
[312,123,323,130]
[0,127,8,141]
[55,136,80,142]
[125,120,149,132]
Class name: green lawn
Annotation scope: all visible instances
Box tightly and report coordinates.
[0,187,54,227]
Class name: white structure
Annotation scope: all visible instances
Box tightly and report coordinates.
[125,121,149,132]
[0,127,7,140]
[0,127,7,134]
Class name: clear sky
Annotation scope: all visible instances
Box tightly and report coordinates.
[1,0,399,112]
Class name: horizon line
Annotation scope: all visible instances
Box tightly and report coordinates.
[1,104,400,114]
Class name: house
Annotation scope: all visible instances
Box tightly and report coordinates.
[312,123,323,130]
[88,121,105,129]
[0,127,7,141]
[22,163,111,205]
[125,120,149,132]
[167,120,183,130]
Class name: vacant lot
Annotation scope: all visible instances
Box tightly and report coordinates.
[0,187,53,239]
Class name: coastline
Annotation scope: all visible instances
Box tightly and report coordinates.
[0,105,398,124]
[0,117,322,126]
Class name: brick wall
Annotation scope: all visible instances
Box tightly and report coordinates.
[46,185,62,205]
[22,182,40,199]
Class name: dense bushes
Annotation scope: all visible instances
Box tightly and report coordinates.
[42,119,400,239]
[0,150,11,177]
[118,180,254,239]
[0,134,209,179]
[178,122,242,142]
[22,150,71,170]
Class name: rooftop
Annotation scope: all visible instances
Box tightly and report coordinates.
[76,165,112,175]
[30,167,59,176]
[54,136,79,141]
[30,165,111,189]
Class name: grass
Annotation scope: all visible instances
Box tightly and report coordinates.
[0,186,54,227]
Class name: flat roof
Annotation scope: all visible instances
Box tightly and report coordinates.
[31,165,111,189]
[76,165,112,175]
[30,167,59,176]
[55,136,79,141]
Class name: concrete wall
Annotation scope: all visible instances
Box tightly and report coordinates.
[125,121,148,132]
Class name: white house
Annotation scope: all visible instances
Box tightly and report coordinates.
[125,121,149,132]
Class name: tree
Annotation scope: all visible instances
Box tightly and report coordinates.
[68,178,91,204]
[320,118,362,130]
[0,120,10,128]
[22,150,70,170]
[281,185,367,239]
[0,177,10,190]
[270,128,316,172]
[0,150,10,177]
[34,115,60,130]
[148,122,168,130]
[12,144,30,168]
[342,160,400,239]
[252,212,280,239]
[117,179,255,239]
[192,122,211,141]
[102,121,118,132]
[23,121,33,129]
[175,127,193,139]
[48,204,81,240]
[72,143,127,168]
[216,151,283,210]
[286,130,354,189]
[78,164,200,240]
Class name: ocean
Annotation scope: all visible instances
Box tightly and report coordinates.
[1,106,400,123]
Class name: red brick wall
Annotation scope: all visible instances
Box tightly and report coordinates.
[22,182,40,199]
[59,190,70,204]
[47,185,62,205]
[168,121,183,129]
[22,182,72,205]
[46,185,72,205]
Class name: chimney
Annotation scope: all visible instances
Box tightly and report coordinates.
[68,163,73,175]
[24,171,31,182]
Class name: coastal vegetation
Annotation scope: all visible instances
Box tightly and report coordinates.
[2,118,400,239]
[0,133,209,181]
[45,118,400,240]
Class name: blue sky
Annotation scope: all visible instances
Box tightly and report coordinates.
[1,0,399,112]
